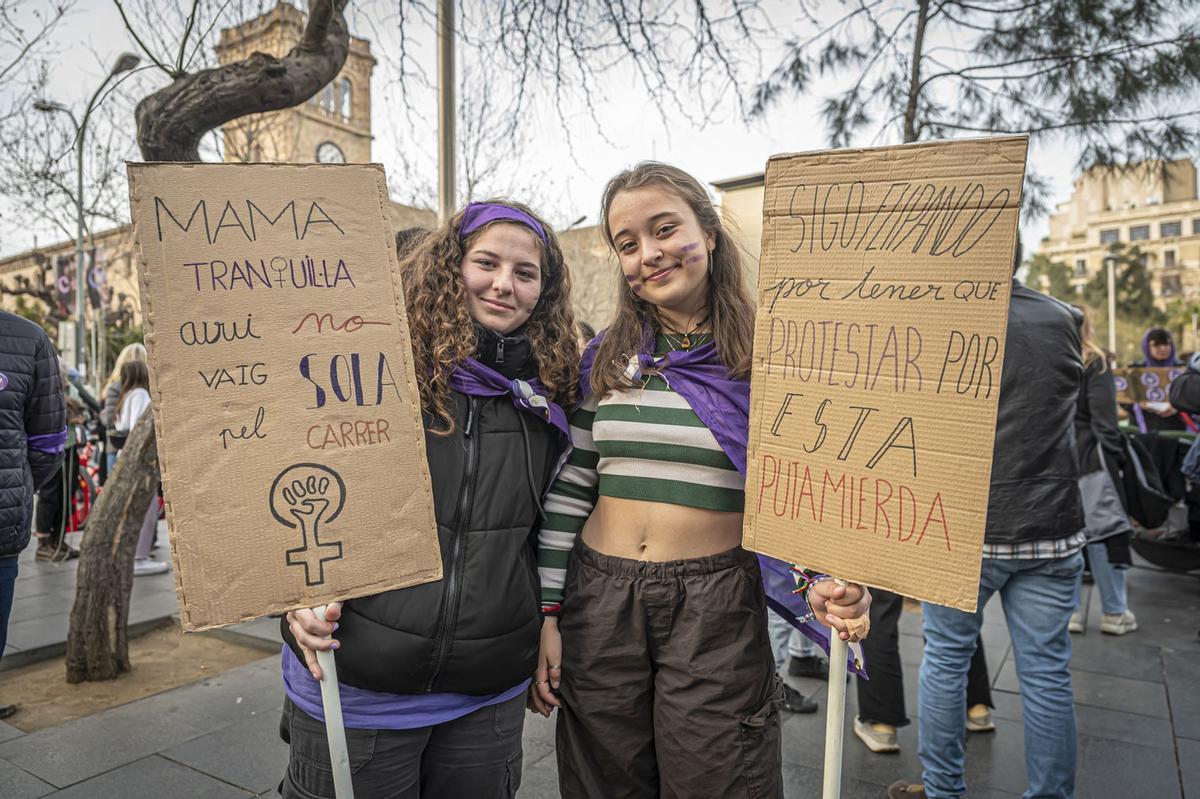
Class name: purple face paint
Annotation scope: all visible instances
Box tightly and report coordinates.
[681,241,700,252]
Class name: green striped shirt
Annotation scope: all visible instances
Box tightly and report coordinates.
[538,339,744,610]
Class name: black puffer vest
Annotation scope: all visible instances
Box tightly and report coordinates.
[282,327,562,695]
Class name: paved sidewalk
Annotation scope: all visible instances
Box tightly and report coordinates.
[1,533,1197,797]
[1,533,180,673]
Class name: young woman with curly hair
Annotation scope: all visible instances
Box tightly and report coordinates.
[531,163,871,798]
[281,200,578,798]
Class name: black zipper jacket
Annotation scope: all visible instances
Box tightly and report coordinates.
[984,280,1085,546]
[281,327,562,695]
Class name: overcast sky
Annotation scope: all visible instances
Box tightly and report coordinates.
[0,0,1117,259]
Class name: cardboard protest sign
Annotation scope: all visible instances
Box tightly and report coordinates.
[742,136,1028,611]
[128,163,441,631]
[1113,366,1187,407]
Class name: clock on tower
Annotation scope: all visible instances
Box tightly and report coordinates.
[316,141,347,164]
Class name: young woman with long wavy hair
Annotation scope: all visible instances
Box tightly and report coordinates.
[282,200,578,798]
[532,163,871,797]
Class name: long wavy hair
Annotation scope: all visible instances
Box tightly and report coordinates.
[401,200,579,434]
[1073,304,1107,370]
[591,162,755,396]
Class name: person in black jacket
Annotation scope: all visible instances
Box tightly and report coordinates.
[0,312,67,719]
[893,258,1087,799]
[280,201,579,798]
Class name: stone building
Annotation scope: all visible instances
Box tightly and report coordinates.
[710,172,768,286]
[559,224,616,331]
[1036,159,1200,302]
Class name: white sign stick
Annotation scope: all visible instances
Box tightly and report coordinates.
[822,581,850,799]
[314,605,355,799]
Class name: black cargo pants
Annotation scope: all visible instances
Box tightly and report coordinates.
[555,540,784,799]
[277,693,525,798]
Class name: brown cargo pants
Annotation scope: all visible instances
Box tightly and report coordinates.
[555,540,784,799]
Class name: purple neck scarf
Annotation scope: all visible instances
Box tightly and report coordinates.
[581,336,750,469]
[579,332,866,677]
[448,357,571,442]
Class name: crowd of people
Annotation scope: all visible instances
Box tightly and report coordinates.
[0,159,1195,798]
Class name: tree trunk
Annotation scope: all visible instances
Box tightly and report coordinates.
[902,0,930,144]
[65,411,159,682]
[135,0,350,161]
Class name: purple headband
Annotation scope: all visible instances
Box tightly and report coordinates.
[458,202,548,246]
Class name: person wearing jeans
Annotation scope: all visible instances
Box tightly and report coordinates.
[890,267,1087,799]
[855,591,995,754]
[1085,543,1129,619]
[918,554,1082,798]
[1069,305,1136,637]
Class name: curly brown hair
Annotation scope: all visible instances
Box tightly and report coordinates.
[401,200,579,434]
[591,162,755,397]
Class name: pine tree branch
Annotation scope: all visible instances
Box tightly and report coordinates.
[926,109,1200,135]
[919,34,1199,94]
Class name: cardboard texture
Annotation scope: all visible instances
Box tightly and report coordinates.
[1112,366,1187,406]
[128,163,441,631]
[742,136,1028,612]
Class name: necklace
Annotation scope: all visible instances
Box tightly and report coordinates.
[660,315,710,351]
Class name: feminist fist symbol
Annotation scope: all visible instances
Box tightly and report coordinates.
[269,464,347,586]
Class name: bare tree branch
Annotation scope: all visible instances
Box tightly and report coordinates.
[112,0,175,76]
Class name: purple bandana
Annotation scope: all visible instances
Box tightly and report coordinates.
[579,332,867,677]
[458,202,548,246]
[448,358,570,443]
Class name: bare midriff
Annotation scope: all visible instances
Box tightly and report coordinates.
[580,495,744,561]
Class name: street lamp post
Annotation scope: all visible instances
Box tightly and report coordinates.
[1105,256,1117,356]
[34,52,139,377]
[436,0,455,223]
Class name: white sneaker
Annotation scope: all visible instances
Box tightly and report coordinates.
[1100,610,1138,635]
[854,717,900,753]
[133,558,169,576]
[965,704,996,733]
[1068,611,1084,634]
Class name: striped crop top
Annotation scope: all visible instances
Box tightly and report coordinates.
[537,335,745,612]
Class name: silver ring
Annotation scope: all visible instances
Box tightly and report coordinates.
[548,665,562,670]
